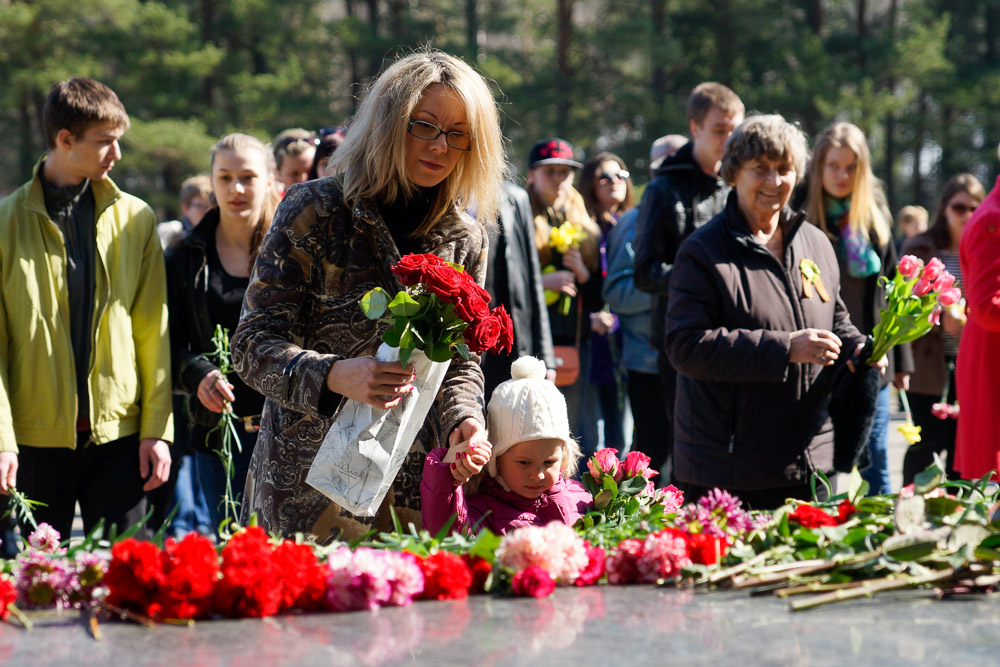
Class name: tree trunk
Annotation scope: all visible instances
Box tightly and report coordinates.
[556,0,573,137]
[912,91,926,205]
[200,0,215,106]
[807,0,823,35]
[856,0,867,72]
[883,0,899,209]
[346,0,362,111]
[466,0,479,61]
[388,0,404,40]
[18,95,35,177]
[651,0,667,133]
[367,0,381,75]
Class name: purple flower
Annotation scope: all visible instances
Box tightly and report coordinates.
[15,552,75,609]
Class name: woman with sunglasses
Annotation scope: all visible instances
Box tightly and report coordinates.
[901,174,985,483]
[803,122,913,494]
[232,51,505,542]
[578,153,634,454]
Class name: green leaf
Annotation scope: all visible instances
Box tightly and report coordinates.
[387,290,421,317]
[360,287,388,319]
[455,343,470,361]
[469,529,502,563]
[925,497,963,518]
[847,466,868,506]
[914,462,945,495]
[794,528,820,545]
[594,489,615,510]
[399,345,414,367]
[382,320,405,347]
[602,476,619,496]
[881,533,939,561]
[399,324,415,350]
[619,476,648,498]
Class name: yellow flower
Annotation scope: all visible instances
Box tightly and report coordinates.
[898,422,922,445]
[549,221,588,254]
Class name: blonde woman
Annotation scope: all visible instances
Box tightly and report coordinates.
[232,51,506,541]
[804,122,913,494]
[166,133,280,534]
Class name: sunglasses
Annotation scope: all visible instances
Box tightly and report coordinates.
[407,120,472,151]
[598,170,630,184]
[949,202,978,215]
[318,126,347,139]
[275,136,320,151]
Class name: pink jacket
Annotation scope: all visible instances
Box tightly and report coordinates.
[420,448,594,535]
[955,177,1000,478]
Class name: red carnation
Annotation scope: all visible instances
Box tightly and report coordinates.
[214,527,282,618]
[0,577,17,620]
[688,532,727,566]
[417,552,473,600]
[605,538,644,585]
[391,253,445,286]
[511,566,555,598]
[423,264,466,302]
[463,314,502,352]
[492,305,514,355]
[788,504,838,528]
[105,538,166,616]
[574,543,605,586]
[836,500,858,524]
[155,533,219,620]
[273,541,329,612]
[461,554,493,594]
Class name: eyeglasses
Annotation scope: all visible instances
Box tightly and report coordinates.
[275,136,320,152]
[598,170,630,184]
[407,120,472,151]
[949,202,978,215]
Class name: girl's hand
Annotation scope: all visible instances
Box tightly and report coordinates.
[325,357,415,410]
[197,369,236,413]
[447,440,493,485]
[562,247,590,284]
[542,269,577,297]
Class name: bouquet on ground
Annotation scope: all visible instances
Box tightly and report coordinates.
[864,255,960,364]
[361,253,514,364]
[543,221,588,315]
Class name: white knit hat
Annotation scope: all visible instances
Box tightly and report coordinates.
[486,356,571,477]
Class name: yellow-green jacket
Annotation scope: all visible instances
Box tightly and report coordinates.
[0,159,173,453]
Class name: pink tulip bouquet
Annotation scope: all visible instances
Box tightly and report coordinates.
[864,255,960,364]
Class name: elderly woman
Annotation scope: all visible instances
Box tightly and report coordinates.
[232,51,505,541]
[665,115,883,509]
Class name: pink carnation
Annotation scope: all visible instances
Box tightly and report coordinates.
[636,529,692,582]
[325,547,424,612]
[605,539,644,585]
[654,484,685,514]
[495,523,589,584]
[27,523,62,554]
[898,255,923,281]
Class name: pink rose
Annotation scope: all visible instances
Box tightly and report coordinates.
[587,448,620,481]
[622,450,655,479]
[913,278,933,297]
[511,566,555,598]
[937,287,962,306]
[898,255,923,281]
[922,257,945,283]
[574,544,605,587]
[931,271,956,292]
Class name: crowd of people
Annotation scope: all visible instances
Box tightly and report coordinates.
[1,48,999,552]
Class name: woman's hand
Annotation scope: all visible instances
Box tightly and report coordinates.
[325,357,415,410]
[591,311,616,335]
[197,369,236,413]
[562,247,591,284]
[542,269,577,297]
[847,342,888,376]
[789,328,842,366]
[894,372,910,391]
[446,440,493,485]
[449,417,489,449]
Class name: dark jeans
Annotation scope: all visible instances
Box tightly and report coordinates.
[628,370,670,479]
[194,427,257,535]
[676,479,829,511]
[559,338,598,458]
[903,392,958,484]
[17,433,148,541]
[584,380,626,452]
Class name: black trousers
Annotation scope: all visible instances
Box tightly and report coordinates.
[903,392,958,484]
[627,369,671,478]
[17,433,148,541]
[676,479,829,511]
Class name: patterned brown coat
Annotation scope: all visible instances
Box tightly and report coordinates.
[232,179,488,542]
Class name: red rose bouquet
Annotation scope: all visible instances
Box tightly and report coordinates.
[360,253,514,365]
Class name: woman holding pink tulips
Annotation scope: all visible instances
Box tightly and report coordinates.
[902,174,985,482]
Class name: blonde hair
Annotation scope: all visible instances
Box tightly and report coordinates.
[806,122,892,247]
[329,50,506,234]
[527,183,602,272]
[210,133,281,272]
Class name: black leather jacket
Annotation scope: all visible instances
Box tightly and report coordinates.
[633,142,730,350]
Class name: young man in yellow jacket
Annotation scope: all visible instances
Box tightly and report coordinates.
[0,77,172,542]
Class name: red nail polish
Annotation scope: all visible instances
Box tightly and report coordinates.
[450,463,456,469]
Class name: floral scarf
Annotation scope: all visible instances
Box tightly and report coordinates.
[827,196,881,278]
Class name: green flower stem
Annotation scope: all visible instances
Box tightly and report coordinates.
[207,325,241,536]
[898,387,914,424]
[789,568,957,611]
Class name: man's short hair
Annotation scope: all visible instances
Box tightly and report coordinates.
[686,82,744,127]
[272,128,318,169]
[42,77,130,150]
[897,205,928,226]
[179,175,212,207]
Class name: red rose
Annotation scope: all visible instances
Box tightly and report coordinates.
[391,253,445,286]
[461,554,493,594]
[455,282,492,323]
[574,543,605,586]
[463,315,502,352]
[836,500,858,524]
[788,504,838,528]
[688,533,727,566]
[493,305,514,355]
[105,538,166,616]
[418,552,473,600]
[423,264,466,302]
[0,578,17,620]
[511,566,555,598]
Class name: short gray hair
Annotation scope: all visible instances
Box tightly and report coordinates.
[720,114,808,185]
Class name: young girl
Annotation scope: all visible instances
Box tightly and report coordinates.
[421,357,593,535]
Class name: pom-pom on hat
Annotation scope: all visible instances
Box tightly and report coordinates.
[486,356,571,477]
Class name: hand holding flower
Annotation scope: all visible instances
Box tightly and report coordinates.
[562,247,590,284]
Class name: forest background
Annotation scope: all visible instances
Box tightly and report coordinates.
[2,0,999,221]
